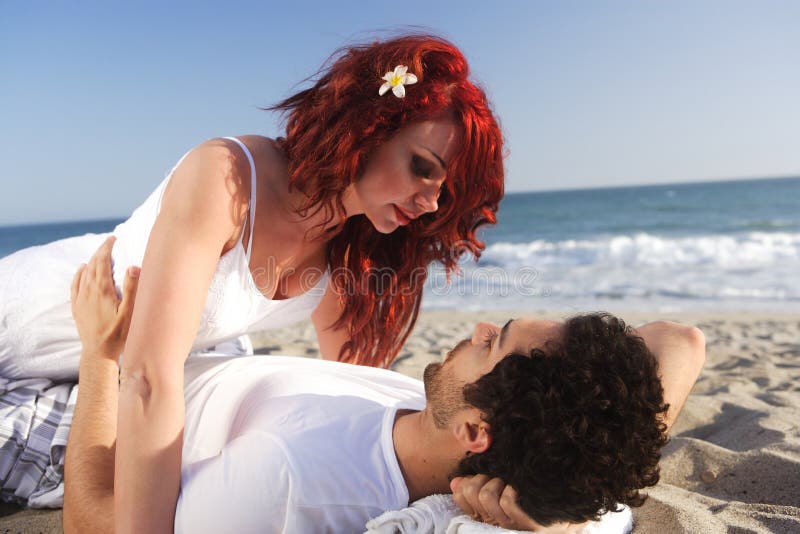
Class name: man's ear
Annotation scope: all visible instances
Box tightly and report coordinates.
[452,408,492,454]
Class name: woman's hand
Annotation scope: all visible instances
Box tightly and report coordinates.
[450,475,589,533]
[70,235,140,362]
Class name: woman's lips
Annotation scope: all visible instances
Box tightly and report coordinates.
[393,204,411,225]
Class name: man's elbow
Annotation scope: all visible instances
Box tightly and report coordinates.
[62,474,81,534]
[683,325,706,376]
[63,492,114,534]
[62,499,78,534]
[647,320,707,377]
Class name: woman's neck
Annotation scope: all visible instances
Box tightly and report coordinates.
[265,160,361,244]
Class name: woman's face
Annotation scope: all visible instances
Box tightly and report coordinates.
[347,118,462,234]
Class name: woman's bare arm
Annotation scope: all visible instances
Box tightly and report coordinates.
[113,139,249,533]
[311,282,349,361]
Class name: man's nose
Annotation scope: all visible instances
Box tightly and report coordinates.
[471,322,499,345]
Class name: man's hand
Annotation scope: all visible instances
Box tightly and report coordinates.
[70,235,140,362]
[450,476,589,533]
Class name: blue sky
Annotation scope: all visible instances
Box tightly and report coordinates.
[1,0,798,225]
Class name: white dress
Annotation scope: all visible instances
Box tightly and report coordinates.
[0,136,329,382]
[0,137,329,507]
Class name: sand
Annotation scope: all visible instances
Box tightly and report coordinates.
[2,310,798,533]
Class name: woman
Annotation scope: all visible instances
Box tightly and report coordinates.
[0,34,504,523]
[0,34,503,379]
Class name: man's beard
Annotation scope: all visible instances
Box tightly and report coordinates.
[423,360,467,429]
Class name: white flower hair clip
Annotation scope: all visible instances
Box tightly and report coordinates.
[378,65,418,98]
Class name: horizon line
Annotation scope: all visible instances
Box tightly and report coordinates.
[505,173,800,196]
[1,173,797,228]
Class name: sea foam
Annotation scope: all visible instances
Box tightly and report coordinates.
[423,231,800,311]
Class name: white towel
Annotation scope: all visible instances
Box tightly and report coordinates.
[365,494,461,534]
[364,494,633,534]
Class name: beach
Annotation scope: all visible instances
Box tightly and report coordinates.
[3,310,797,533]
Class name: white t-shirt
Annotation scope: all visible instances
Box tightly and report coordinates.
[174,355,426,533]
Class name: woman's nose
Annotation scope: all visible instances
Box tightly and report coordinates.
[414,187,440,214]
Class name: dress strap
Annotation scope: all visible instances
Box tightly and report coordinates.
[222,136,257,261]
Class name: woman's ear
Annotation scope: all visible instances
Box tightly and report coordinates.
[452,408,492,454]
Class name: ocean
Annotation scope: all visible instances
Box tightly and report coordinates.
[2,176,798,313]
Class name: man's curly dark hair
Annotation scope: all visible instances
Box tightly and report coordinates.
[454,313,670,526]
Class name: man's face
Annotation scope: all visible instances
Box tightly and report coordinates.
[423,318,564,428]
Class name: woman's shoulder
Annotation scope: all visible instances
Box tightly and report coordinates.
[156,137,265,244]
[170,135,280,193]
[168,135,287,217]
[198,135,286,182]
[229,135,287,170]
[188,136,268,170]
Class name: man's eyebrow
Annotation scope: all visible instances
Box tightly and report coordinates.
[498,319,514,351]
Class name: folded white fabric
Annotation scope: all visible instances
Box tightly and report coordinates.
[190,334,254,357]
[364,494,633,534]
[364,494,460,534]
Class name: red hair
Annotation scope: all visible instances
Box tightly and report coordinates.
[271,34,504,367]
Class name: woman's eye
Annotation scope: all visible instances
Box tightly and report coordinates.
[411,155,432,178]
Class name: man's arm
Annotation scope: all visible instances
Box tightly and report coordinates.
[63,238,140,534]
[63,358,120,534]
[634,321,706,433]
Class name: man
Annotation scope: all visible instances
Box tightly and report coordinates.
[63,239,705,533]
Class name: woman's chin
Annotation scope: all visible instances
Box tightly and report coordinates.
[365,214,401,234]
[374,223,399,234]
